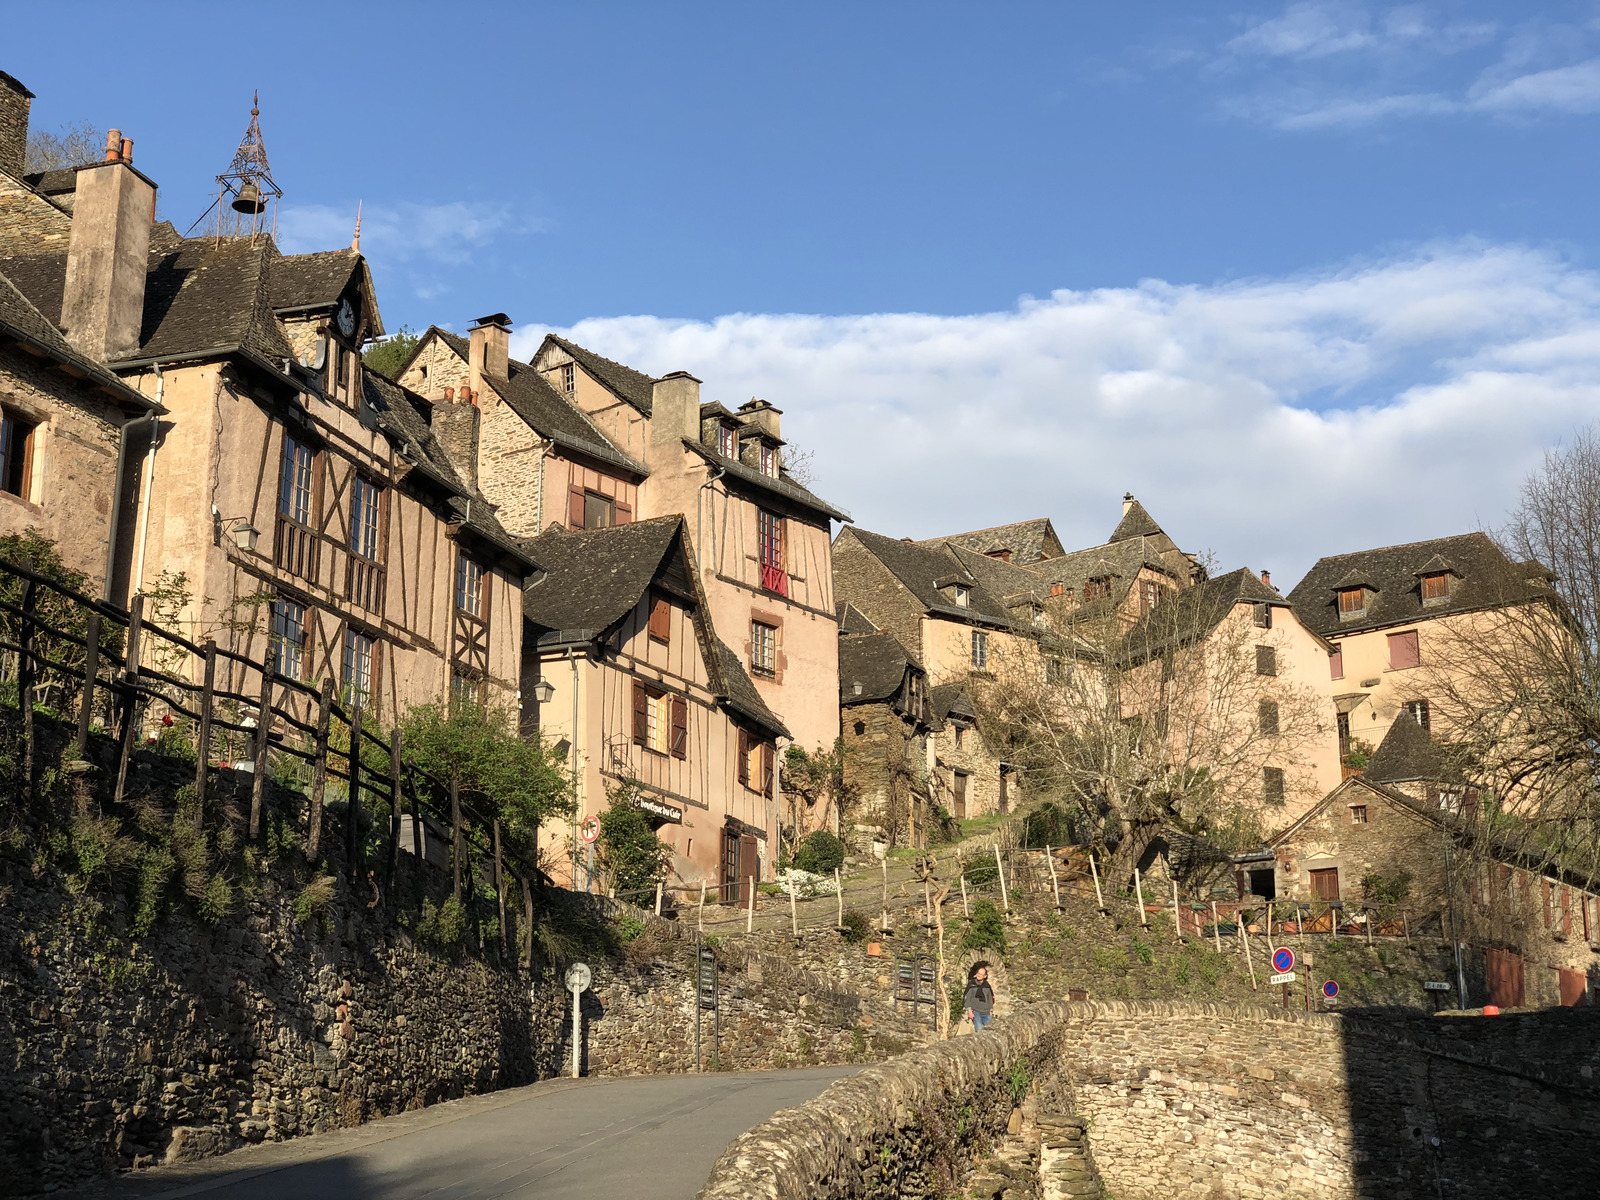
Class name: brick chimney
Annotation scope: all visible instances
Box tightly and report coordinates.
[0,71,33,180]
[650,371,702,452]
[737,398,781,440]
[434,385,480,492]
[1123,492,1135,517]
[468,312,510,394]
[60,131,155,363]
[1260,570,1271,587]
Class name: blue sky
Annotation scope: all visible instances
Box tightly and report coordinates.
[12,2,1600,580]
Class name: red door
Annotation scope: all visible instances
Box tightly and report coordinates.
[1558,967,1589,1007]
[719,828,740,905]
[739,835,759,907]
[1486,948,1525,1008]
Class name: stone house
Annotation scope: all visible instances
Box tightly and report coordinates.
[1286,532,1556,761]
[838,628,938,848]
[929,516,1066,565]
[926,682,1013,821]
[1262,715,1599,1008]
[0,79,531,725]
[520,515,788,899]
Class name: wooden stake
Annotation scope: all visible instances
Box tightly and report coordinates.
[75,611,100,757]
[961,872,970,917]
[994,844,1009,912]
[1364,908,1373,945]
[494,817,507,959]
[698,881,707,931]
[1089,851,1106,912]
[113,594,144,806]
[836,868,845,928]
[250,667,273,841]
[307,678,331,862]
[1212,901,1224,955]
[192,639,216,821]
[881,854,890,932]
[386,727,403,890]
[1171,877,1183,942]
[1134,867,1148,927]
[1046,846,1061,910]
[747,879,756,933]
[450,768,462,901]
[18,579,34,804]
[789,873,799,936]
[1239,920,1258,989]
[655,880,664,917]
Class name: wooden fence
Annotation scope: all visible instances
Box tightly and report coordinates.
[0,555,547,964]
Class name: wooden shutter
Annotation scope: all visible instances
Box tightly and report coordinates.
[739,834,759,905]
[1258,699,1279,735]
[737,730,750,787]
[760,741,775,797]
[1485,948,1524,1008]
[648,595,671,643]
[669,696,688,759]
[568,483,586,529]
[1310,868,1340,902]
[1256,646,1276,676]
[615,496,633,525]
[1329,647,1343,679]
[631,682,648,745]
[1388,630,1420,670]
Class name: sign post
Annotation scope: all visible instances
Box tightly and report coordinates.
[695,935,720,1071]
[580,816,600,895]
[1271,947,1296,1009]
[565,962,591,1079]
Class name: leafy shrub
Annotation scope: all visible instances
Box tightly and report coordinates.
[838,908,870,943]
[1362,869,1412,909]
[1131,937,1154,965]
[615,913,646,943]
[294,876,337,925]
[963,858,999,887]
[195,873,233,924]
[417,895,468,952]
[961,898,1007,953]
[1020,801,1075,849]
[1006,1059,1031,1104]
[598,780,672,896]
[793,830,846,875]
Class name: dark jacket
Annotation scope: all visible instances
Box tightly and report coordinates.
[963,978,994,1016]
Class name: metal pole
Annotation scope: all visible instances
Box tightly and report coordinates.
[1089,851,1106,912]
[695,931,702,1072]
[193,639,216,821]
[994,844,1009,912]
[571,982,581,1078]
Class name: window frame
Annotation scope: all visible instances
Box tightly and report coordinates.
[0,407,37,501]
[971,630,989,671]
[1255,645,1277,677]
[1349,804,1368,825]
[1329,645,1344,680]
[1388,630,1421,671]
[270,596,308,682]
[750,619,777,678]
[1421,573,1450,602]
[759,443,779,478]
[1337,588,1366,617]
[278,433,316,526]
[1263,765,1285,804]
[1403,698,1431,733]
[717,423,738,458]
[757,509,786,596]
[1253,602,1273,629]
[342,626,377,710]
[561,363,575,394]
[1258,698,1280,736]
[648,593,672,645]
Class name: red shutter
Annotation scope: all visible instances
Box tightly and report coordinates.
[1328,647,1343,680]
[1387,630,1420,670]
[648,595,671,643]
[568,484,586,529]
[760,741,775,797]
[737,730,750,787]
[670,696,688,759]
[615,496,633,525]
[632,682,648,745]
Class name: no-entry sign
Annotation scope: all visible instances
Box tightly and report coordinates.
[1271,946,1295,974]
[1322,980,1339,999]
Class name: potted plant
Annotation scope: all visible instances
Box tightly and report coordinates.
[1341,738,1374,779]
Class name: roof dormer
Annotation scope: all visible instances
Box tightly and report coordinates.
[1413,554,1461,607]
[1333,568,1377,620]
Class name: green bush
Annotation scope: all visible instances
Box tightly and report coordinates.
[961,898,1007,954]
[1020,801,1075,849]
[793,830,846,875]
[838,908,870,943]
[963,859,999,886]
[417,895,468,952]
[598,780,672,896]
[616,913,646,943]
[294,876,337,925]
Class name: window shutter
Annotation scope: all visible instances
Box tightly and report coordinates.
[737,730,750,787]
[1388,630,1420,670]
[1329,647,1343,680]
[761,741,775,797]
[649,595,671,643]
[670,696,688,759]
[632,682,648,745]
[615,496,633,525]
[1255,646,1276,676]
[568,484,587,529]
[1258,699,1279,735]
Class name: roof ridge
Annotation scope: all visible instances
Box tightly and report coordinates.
[1310,530,1494,563]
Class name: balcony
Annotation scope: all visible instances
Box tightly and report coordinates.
[274,513,319,583]
[348,555,385,614]
[760,563,788,598]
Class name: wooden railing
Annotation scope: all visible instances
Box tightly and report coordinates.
[347,555,385,613]
[760,564,788,597]
[274,512,320,583]
[0,554,549,964]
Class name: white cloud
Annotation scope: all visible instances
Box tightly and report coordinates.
[1470,57,1600,114]
[510,243,1600,587]
[278,200,529,266]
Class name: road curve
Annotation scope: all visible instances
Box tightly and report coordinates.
[65,1067,859,1200]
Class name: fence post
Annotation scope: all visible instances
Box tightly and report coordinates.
[346,701,362,879]
[1133,867,1149,928]
[1212,901,1224,955]
[746,880,755,933]
[1239,920,1258,989]
[18,578,36,803]
[386,726,403,891]
[307,678,332,862]
[1171,877,1183,942]
[1089,851,1106,913]
[407,765,423,871]
[655,880,664,917]
[494,817,508,960]
[521,872,534,968]
[960,871,970,917]
[249,666,273,839]
[835,867,844,929]
[994,844,1009,913]
[192,639,216,822]
[113,594,144,806]
[75,611,101,756]
[788,873,798,937]
[698,881,706,931]
[450,768,462,902]
[1046,845,1061,910]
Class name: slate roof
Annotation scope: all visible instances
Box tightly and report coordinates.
[544,334,659,416]
[20,168,76,197]
[839,631,917,705]
[1122,567,1288,662]
[946,544,1050,611]
[433,330,645,476]
[520,515,788,737]
[1110,498,1165,543]
[929,681,976,723]
[841,527,1017,627]
[270,248,370,317]
[922,518,1065,564]
[0,268,156,410]
[682,439,851,523]
[837,602,879,635]
[1286,532,1555,637]
[1026,537,1174,611]
[1362,715,1463,785]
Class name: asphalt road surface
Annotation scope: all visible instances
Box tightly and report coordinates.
[66,1067,859,1200]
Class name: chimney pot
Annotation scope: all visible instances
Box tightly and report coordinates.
[1261,570,1271,586]
[1122,492,1135,516]
[103,129,122,161]
[444,386,455,401]
[120,137,133,164]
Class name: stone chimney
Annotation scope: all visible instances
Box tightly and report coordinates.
[651,371,702,450]
[1123,492,1135,517]
[737,398,782,440]
[60,131,155,363]
[0,71,33,180]
[469,312,510,394]
[434,385,480,492]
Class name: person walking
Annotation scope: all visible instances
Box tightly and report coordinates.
[963,965,995,1032]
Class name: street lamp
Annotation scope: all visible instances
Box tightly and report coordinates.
[531,679,555,705]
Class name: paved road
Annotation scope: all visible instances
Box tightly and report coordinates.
[67,1067,859,1200]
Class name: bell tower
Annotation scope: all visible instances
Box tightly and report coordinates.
[187,93,282,242]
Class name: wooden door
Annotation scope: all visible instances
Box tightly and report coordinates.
[739,835,759,907]
[719,828,740,905]
[1486,948,1525,1008]
[953,772,967,820]
[1558,967,1589,1007]
[1310,868,1340,902]
[998,769,1009,814]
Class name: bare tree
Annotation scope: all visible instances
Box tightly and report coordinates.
[973,576,1328,887]
[25,120,105,173]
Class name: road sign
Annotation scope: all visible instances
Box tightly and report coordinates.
[580,816,600,844]
[1322,980,1339,999]
[565,962,591,993]
[1269,971,1296,986]
[1271,947,1295,974]
[566,962,590,1079]
[1423,981,1452,991]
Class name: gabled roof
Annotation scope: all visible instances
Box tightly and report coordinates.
[837,602,878,635]
[0,268,156,412]
[270,248,384,336]
[1362,715,1463,786]
[929,681,976,723]
[541,334,659,416]
[1286,532,1554,638]
[1109,497,1165,543]
[839,631,919,705]
[839,527,1016,628]
[920,518,1065,564]
[1122,567,1288,662]
[431,329,645,476]
[681,439,851,523]
[521,515,788,737]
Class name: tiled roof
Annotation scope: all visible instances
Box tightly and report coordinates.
[1122,567,1285,661]
[1362,715,1463,785]
[1109,498,1164,543]
[434,330,645,476]
[839,631,917,705]
[544,334,659,416]
[682,439,851,523]
[921,517,1065,564]
[1286,532,1554,637]
[837,602,879,635]
[0,267,155,410]
[271,248,361,311]
[1026,537,1169,613]
[712,639,790,739]
[929,681,975,722]
[840,527,1016,627]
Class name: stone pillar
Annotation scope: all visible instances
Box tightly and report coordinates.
[1038,1114,1105,1200]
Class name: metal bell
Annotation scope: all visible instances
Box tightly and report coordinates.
[231,179,266,214]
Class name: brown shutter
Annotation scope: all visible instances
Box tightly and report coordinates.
[615,495,633,525]
[648,595,671,643]
[1329,647,1343,679]
[632,681,648,745]
[1387,630,1420,670]
[568,483,586,529]
[737,730,750,787]
[761,741,775,797]
[670,695,688,759]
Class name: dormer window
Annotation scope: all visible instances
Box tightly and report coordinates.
[1031,606,1047,628]
[760,444,779,478]
[954,585,970,608]
[1421,573,1451,605]
[1337,588,1367,619]
[561,363,575,394]
[718,423,738,458]
[1084,578,1111,602]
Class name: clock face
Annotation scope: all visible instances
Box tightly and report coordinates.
[335,297,357,338]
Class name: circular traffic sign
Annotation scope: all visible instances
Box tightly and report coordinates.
[580,816,600,844]
[565,963,592,993]
[1271,947,1295,974]
[1322,980,1339,999]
